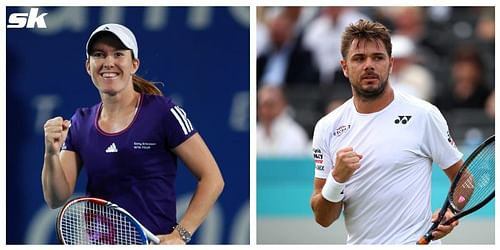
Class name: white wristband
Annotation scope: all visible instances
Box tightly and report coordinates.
[321,173,345,203]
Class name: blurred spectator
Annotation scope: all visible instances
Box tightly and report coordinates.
[324,98,345,114]
[433,45,492,111]
[381,7,447,70]
[268,7,494,143]
[257,9,320,86]
[257,7,271,58]
[302,7,369,84]
[391,7,426,41]
[257,86,310,157]
[485,90,495,120]
[390,35,435,101]
[427,6,452,23]
[475,8,495,44]
[258,7,309,58]
[474,8,495,87]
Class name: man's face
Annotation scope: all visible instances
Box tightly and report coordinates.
[341,38,393,100]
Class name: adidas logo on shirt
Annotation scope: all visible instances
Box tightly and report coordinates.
[105,142,118,153]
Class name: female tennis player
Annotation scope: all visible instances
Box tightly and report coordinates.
[41,23,224,244]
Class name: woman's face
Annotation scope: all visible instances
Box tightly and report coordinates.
[86,36,139,96]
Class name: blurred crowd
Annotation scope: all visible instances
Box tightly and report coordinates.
[256,6,495,157]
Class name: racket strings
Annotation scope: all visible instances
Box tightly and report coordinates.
[60,201,144,244]
[452,141,495,211]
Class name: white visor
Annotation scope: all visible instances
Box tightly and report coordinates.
[86,23,138,59]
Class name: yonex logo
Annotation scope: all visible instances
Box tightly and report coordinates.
[105,142,118,153]
[394,115,412,125]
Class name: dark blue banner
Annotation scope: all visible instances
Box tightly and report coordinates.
[6,6,249,244]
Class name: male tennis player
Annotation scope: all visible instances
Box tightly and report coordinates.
[42,23,224,244]
[310,19,462,244]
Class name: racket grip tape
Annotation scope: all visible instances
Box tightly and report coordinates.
[416,236,431,245]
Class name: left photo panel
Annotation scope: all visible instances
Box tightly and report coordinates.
[6,6,249,244]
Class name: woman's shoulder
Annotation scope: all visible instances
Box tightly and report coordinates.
[73,103,100,118]
[142,94,177,108]
[68,103,100,130]
[140,94,187,120]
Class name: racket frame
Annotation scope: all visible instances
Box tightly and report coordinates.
[56,197,160,245]
[417,135,495,244]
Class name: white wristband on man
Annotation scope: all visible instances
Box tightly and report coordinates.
[321,172,345,203]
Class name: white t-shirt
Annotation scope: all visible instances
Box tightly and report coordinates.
[312,90,462,244]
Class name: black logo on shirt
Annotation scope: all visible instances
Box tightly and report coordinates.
[394,115,412,125]
[333,125,351,137]
[447,131,457,148]
[313,148,325,171]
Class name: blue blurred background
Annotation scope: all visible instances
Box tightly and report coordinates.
[6,6,249,244]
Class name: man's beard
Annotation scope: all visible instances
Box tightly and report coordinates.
[352,77,388,100]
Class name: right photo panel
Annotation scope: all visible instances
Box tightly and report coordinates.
[256,6,494,244]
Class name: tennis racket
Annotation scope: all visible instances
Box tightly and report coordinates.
[417,134,495,244]
[56,197,160,245]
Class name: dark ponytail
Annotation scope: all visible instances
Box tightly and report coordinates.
[132,75,163,96]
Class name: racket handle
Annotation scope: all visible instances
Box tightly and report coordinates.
[146,230,160,244]
[442,216,457,226]
[416,233,432,245]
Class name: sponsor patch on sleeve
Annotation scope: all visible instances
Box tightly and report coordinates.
[313,148,325,171]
